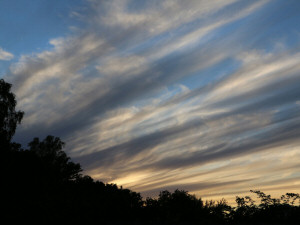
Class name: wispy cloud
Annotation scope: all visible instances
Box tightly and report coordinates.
[6,0,300,201]
[0,47,13,61]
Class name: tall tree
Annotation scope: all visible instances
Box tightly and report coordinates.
[0,79,24,149]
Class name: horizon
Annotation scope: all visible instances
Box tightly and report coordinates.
[1,0,300,204]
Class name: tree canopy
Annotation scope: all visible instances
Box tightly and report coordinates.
[28,135,83,182]
[0,79,24,149]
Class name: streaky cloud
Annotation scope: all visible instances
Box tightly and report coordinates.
[0,47,13,61]
[5,0,300,200]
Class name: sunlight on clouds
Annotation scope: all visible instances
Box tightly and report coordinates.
[99,0,239,34]
[205,51,300,104]
[6,0,300,202]
[146,1,269,62]
[96,55,147,76]
[111,172,155,186]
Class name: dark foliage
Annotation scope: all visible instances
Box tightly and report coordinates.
[0,79,24,149]
[28,135,83,182]
[1,78,299,224]
[232,190,300,225]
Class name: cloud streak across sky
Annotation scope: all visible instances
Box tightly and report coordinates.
[3,0,300,202]
[0,47,13,60]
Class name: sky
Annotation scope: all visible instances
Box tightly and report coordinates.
[1,0,300,203]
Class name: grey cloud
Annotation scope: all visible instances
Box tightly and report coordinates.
[6,0,300,199]
[12,40,226,146]
[152,117,300,170]
[74,118,207,168]
[10,0,269,144]
[73,80,300,173]
[141,178,255,198]
[74,106,300,182]
[207,74,300,111]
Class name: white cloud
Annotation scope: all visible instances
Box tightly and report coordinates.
[0,48,14,61]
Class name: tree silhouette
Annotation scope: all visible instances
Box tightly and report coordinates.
[28,135,82,183]
[234,190,300,225]
[0,79,24,150]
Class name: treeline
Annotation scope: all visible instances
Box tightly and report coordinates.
[1,79,299,224]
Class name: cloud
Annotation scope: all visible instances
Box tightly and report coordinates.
[0,48,13,61]
[5,0,300,201]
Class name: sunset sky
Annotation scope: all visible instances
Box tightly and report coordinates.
[1,0,300,203]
